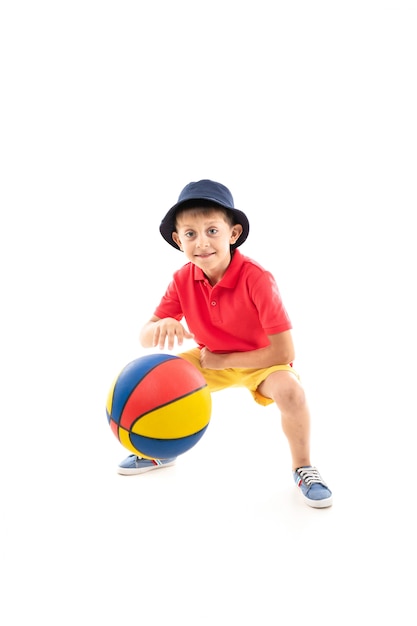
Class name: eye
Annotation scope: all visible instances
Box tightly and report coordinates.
[208,228,218,235]
[184,230,195,238]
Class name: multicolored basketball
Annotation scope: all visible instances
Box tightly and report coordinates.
[106,353,212,459]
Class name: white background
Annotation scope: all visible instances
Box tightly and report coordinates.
[1,1,416,624]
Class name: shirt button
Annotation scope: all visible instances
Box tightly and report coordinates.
[211,300,217,306]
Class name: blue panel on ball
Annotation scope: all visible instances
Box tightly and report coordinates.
[129,425,209,459]
[111,353,177,424]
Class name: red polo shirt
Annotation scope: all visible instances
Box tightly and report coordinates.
[153,250,292,353]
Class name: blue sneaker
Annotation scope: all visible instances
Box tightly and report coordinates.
[294,466,333,508]
[118,454,176,476]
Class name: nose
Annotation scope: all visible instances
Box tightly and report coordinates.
[195,233,210,247]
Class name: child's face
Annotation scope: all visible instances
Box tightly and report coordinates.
[172,208,243,282]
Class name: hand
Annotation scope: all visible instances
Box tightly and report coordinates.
[152,318,194,350]
[199,346,225,370]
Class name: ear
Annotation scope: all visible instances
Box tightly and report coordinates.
[230,224,243,245]
[172,232,183,250]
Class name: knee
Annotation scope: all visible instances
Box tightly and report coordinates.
[267,373,306,411]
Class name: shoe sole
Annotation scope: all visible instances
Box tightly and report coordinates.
[300,491,333,508]
[117,460,176,476]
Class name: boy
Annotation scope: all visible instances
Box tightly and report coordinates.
[118,179,333,508]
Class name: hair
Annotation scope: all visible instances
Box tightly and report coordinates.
[174,200,236,228]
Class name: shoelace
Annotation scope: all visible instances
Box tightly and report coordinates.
[296,466,327,486]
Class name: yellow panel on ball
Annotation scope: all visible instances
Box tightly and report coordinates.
[131,386,211,439]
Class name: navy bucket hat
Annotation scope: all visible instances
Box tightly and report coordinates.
[159,179,250,251]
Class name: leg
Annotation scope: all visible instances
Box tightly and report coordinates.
[258,370,332,508]
[257,370,311,470]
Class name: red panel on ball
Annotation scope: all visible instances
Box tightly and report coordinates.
[119,358,206,430]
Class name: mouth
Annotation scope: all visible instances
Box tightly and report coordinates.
[195,252,215,259]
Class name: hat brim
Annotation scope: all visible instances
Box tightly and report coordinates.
[159,201,250,251]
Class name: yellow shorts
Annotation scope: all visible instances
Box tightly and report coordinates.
[179,348,300,407]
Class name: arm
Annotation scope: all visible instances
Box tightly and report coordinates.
[139,315,194,350]
[199,330,295,370]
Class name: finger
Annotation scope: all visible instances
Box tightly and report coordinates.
[159,330,169,349]
[153,327,161,347]
[199,347,205,366]
[166,328,177,350]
